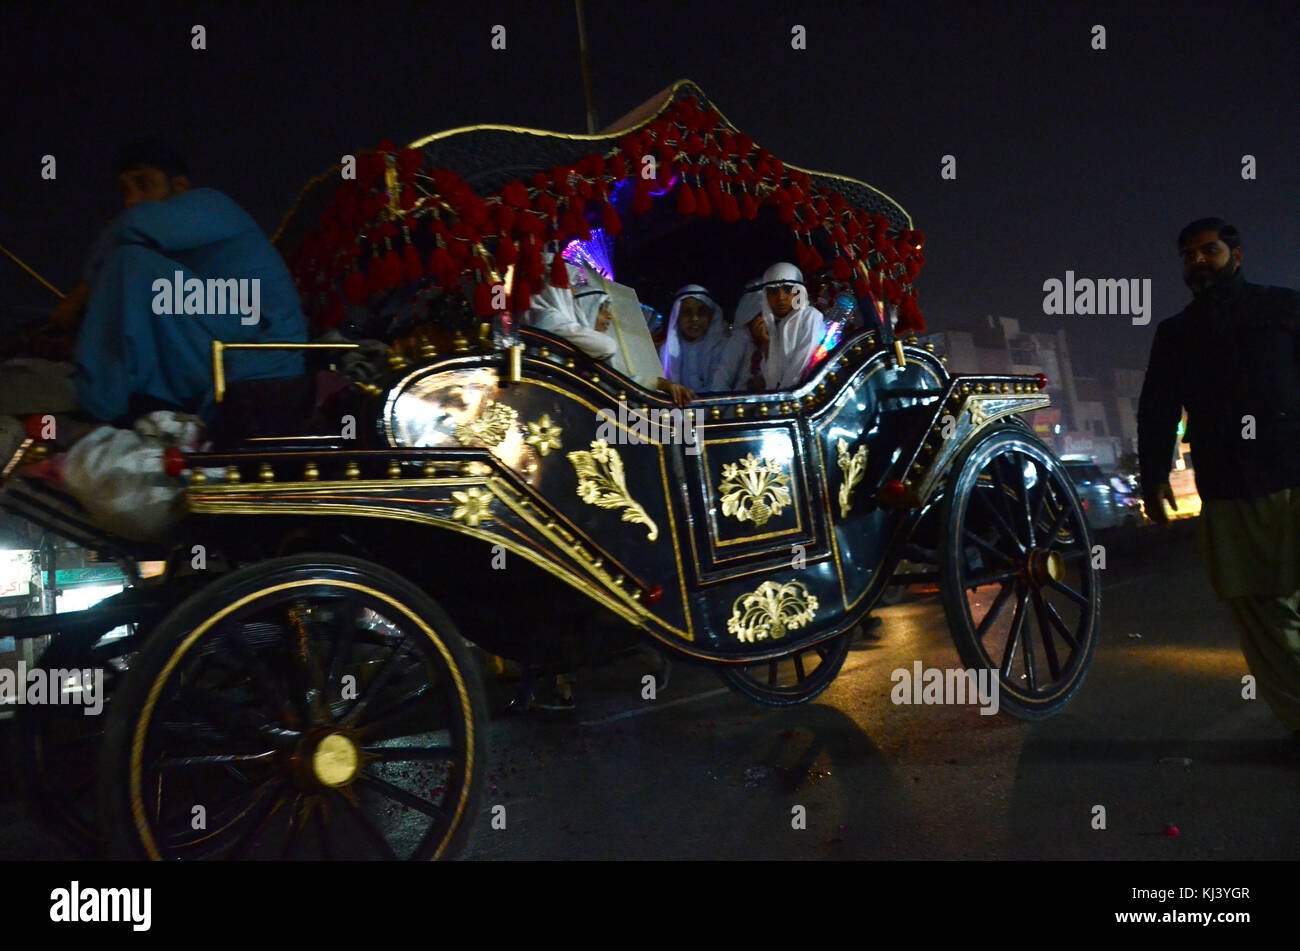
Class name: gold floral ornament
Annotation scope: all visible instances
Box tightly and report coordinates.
[967,398,989,427]
[836,437,869,519]
[454,400,519,448]
[727,580,819,643]
[718,453,792,529]
[524,413,563,456]
[450,486,491,527]
[567,439,659,541]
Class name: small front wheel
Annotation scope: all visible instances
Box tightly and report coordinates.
[716,631,853,706]
[938,426,1100,720]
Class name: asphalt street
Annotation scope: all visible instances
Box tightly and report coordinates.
[1,518,1296,861]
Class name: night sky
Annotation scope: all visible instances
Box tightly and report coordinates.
[3,0,1297,376]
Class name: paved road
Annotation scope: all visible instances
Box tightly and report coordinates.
[1,519,1295,860]
[459,519,1297,860]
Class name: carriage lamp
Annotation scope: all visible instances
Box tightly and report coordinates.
[1034,373,1048,390]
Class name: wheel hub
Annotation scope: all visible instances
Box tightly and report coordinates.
[308,732,361,788]
[1026,548,1065,586]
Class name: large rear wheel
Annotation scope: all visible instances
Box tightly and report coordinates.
[97,554,487,860]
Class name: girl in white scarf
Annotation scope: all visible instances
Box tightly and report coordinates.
[526,255,617,361]
[531,261,694,406]
[660,285,729,393]
[757,262,826,391]
[710,276,765,391]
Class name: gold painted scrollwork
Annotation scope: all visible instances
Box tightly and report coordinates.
[727,580,819,643]
[454,400,518,448]
[835,437,868,519]
[524,413,563,456]
[567,439,659,541]
[718,453,792,529]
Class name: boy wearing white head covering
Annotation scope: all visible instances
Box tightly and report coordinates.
[710,276,765,392]
[756,262,826,391]
[573,286,615,334]
[530,260,694,406]
[526,254,617,361]
[660,284,729,393]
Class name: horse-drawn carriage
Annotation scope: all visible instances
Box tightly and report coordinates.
[0,81,1098,859]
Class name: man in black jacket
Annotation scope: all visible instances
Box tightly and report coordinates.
[1138,217,1300,732]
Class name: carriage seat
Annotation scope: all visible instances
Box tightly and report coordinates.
[208,370,353,450]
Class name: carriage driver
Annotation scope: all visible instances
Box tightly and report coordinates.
[48,138,308,432]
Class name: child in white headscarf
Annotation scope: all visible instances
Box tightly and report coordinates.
[660,285,729,393]
[537,271,693,406]
[526,255,618,362]
[710,276,765,392]
[756,262,826,391]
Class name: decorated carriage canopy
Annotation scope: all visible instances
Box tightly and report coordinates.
[276,80,927,348]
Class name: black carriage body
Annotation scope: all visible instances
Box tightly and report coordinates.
[180,329,1050,666]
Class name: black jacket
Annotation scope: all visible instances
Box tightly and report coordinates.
[1138,269,1300,502]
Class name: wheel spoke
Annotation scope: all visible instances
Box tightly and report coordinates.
[349,682,435,734]
[341,634,412,728]
[1021,589,1039,693]
[973,486,1026,554]
[285,601,329,727]
[336,790,399,860]
[1047,579,1088,606]
[1014,452,1037,547]
[1000,587,1030,680]
[793,653,807,682]
[767,660,778,688]
[220,781,289,860]
[356,773,448,821]
[362,745,456,763]
[280,794,307,860]
[1031,590,1062,680]
[1039,596,1080,651]
[218,622,298,722]
[326,598,362,696]
[314,801,334,860]
[156,751,277,771]
[1040,496,1075,551]
[975,581,1015,641]
[962,529,1017,567]
[964,567,1019,588]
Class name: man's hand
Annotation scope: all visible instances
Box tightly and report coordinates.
[50,280,90,332]
[1143,481,1177,526]
[656,378,695,408]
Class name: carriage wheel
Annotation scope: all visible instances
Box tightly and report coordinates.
[97,554,488,860]
[938,425,1099,720]
[716,631,853,706]
[13,621,136,856]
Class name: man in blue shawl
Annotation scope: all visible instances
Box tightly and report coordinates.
[55,139,307,427]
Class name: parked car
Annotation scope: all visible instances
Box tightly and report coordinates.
[1063,461,1144,529]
